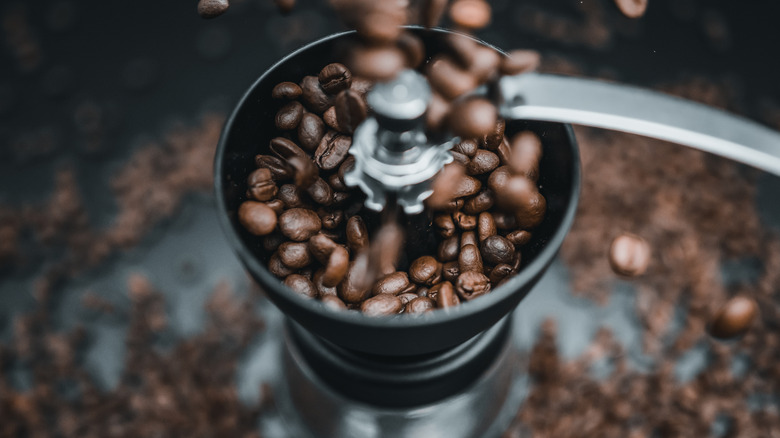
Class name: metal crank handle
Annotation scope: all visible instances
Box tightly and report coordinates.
[495,73,780,176]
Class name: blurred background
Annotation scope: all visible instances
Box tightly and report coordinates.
[1,0,780,436]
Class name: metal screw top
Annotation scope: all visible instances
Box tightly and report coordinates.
[344,69,455,215]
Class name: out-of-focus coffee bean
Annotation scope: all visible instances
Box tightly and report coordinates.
[238,201,277,236]
[608,233,651,276]
[275,101,304,131]
[489,264,513,284]
[368,222,404,278]
[417,287,430,298]
[708,295,758,339]
[300,75,332,113]
[297,113,325,151]
[278,184,306,208]
[322,246,349,287]
[506,230,532,246]
[456,270,491,300]
[372,272,413,296]
[314,269,338,297]
[318,63,352,95]
[309,233,338,264]
[338,257,372,303]
[434,281,460,308]
[332,191,350,205]
[427,56,478,100]
[482,119,505,150]
[306,177,334,205]
[499,50,540,76]
[468,45,501,82]
[409,256,442,286]
[426,92,451,131]
[405,296,435,313]
[488,166,512,195]
[270,137,307,160]
[284,274,317,299]
[397,31,425,68]
[263,232,285,252]
[354,11,405,45]
[334,90,367,134]
[315,132,351,170]
[255,154,293,181]
[454,138,478,157]
[323,107,339,131]
[321,294,347,310]
[510,131,542,181]
[361,293,403,316]
[477,212,496,242]
[481,235,514,265]
[318,208,344,230]
[269,253,295,277]
[274,0,295,14]
[346,216,369,253]
[493,211,517,229]
[421,0,448,27]
[328,172,347,192]
[451,151,470,166]
[615,0,648,18]
[463,189,494,215]
[453,211,477,230]
[449,97,497,139]
[398,292,419,305]
[496,136,512,165]
[466,149,500,175]
[427,163,465,209]
[278,242,312,269]
[347,44,406,82]
[438,235,460,262]
[434,214,456,238]
[278,208,321,241]
[453,174,481,199]
[272,81,302,100]
[198,0,229,19]
[442,261,460,282]
[449,0,491,30]
[515,191,546,229]
[246,168,278,201]
[459,243,483,273]
[495,175,536,212]
[265,199,285,214]
[461,231,478,248]
[286,156,319,189]
[350,77,373,95]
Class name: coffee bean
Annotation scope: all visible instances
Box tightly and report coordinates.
[297,113,325,151]
[338,155,355,183]
[453,211,477,230]
[493,211,517,230]
[278,242,312,269]
[478,212,497,242]
[309,233,338,264]
[453,174,481,199]
[449,97,497,139]
[396,31,426,68]
[315,132,351,170]
[323,107,339,131]
[615,0,648,18]
[372,272,413,296]
[286,155,319,189]
[272,81,303,100]
[246,168,278,201]
[278,208,321,241]
[328,173,347,192]
[488,263,513,284]
[262,232,285,252]
[322,246,349,287]
[398,292,419,305]
[434,281,460,308]
[445,33,480,69]
[274,0,295,14]
[426,56,478,100]
[510,131,542,181]
[409,256,442,286]
[709,295,757,339]
[500,50,541,76]
[265,199,285,214]
[417,287,430,298]
[482,119,505,150]
[300,75,332,113]
[354,10,405,45]
[321,294,347,310]
[334,90,367,134]
[405,296,435,313]
[270,137,307,160]
[442,261,460,282]
[481,235,514,265]
[449,0,492,30]
[275,101,304,131]
[456,271,491,300]
[506,230,532,246]
[425,92,451,131]
[466,149,500,175]
[461,231,478,248]
[350,77,373,95]
[496,136,512,165]
[313,269,338,297]
[332,191,350,205]
[434,214,456,238]
[284,274,317,299]
[318,63,352,95]
[451,151,470,166]
[361,293,403,316]
[238,201,277,236]
[269,253,295,277]
[495,175,536,212]
[368,222,404,278]
[421,0,448,27]
[453,138,478,157]
[438,235,460,262]
[346,215,369,253]
[197,0,229,19]
[255,154,293,181]
[515,191,546,229]
[278,184,306,208]
[318,208,344,230]
[458,243,483,273]
[468,45,501,82]
[609,233,651,276]
[338,257,372,303]
[306,177,334,205]
[463,189,494,215]
[347,44,405,82]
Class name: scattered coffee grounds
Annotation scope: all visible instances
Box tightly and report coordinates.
[608,232,651,277]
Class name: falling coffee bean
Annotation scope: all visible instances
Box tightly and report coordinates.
[609,233,651,276]
[238,201,277,236]
[709,295,758,339]
[449,0,492,30]
[449,97,498,139]
[334,90,367,134]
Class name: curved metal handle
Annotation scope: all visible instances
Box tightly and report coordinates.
[496,73,780,176]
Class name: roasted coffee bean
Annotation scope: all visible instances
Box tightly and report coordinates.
[499,50,540,76]
[318,209,344,230]
[478,212,497,242]
[442,261,460,282]
[328,173,347,192]
[315,132,351,170]
[453,174,481,199]
[197,0,229,19]
[466,149,500,175]
[338,257,372,303]
[496,136,512,165]
[372,272,413,296]
[453,211,477,230]
[468,45,501,82]
[487,165,511,192]
[350,76,373,95]
[345,216,369,253]
[338,155,355,182]
[332,191,351,205]
[609,233,651,276]
[278,208,321,241]
[255,154,293,181]
[300,75,332,113]
[397,31,425,68]
[451,151,470,166]
[262,232,285,252]
[361,293,403,316]
[463,189,494,215]
[708,295,758,339]
[354,9,405,45]
[458,243,483,273]
[495,175,536,212]
[434,214,456,238]
[421,0,448,28]
[246,168,278,201]
[269,253,294,277]
[417,287,430,298]
[449,97,497,139]
[461,231,478,248]
[322,246,349,287]
[277,184,305,208]
[306,177,334,205]
[449,0,492,30]
[347,44,405,82]
[453,138,478,157]
[335,90,367,134]
[409,256,442,286]
[297,113,326,151]
[481,235,515,265]
[284,274,317,299]
[272,81,303,100]
[265,199,285,214]
[434,281,460,308]
[405,296,435,314]
[506,230,532,246]
[318,63,352,95]
[323,107,339,131]
[426,92,451,131]
[438,235,460,262]
[270,137,307,160]
[456,271,491,300]
[308,233,338,264]
[398,292,419,305]
[368,222,404,278]
[321,294,347,310]
[515,191,546,229]
[275,101,304,131]
[286,155,318,189]
[510,251,522,272]
[278,242,312,269]
[313,268,338,296]
[510,131,542,181]
[615,0,648,18]
[489,263,513,284]
[427,56,478,100]
[482,119,505,150]
[238,201,277,236]
[493,211,517,229]
[445,33,480,69]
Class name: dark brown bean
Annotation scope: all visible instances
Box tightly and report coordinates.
[297,113,326,152]
[361,294,403,316]
[453,138,478,157]
[318,209,344,230]
[458,243,483,273]
[506,230,532,246]
[515,191,546,229]
[345,216,369,253]
[322,246,349,287]
[608,233,651,277]
[269,253,295,277]
[315,132,351,170]
[338,156,356,183]
[468,45,501,82]
[438,235,460,262]
[323,107,339,131]
[456,271,491,300]
[453,211,477,230]
[449,97,497,139]
[434,281,460,308]
[409,256,442,286]
[708,295,758,339]
[421,0,448,28]
[347,44,406,82]
[417,287,430,298]
[278,208,321,241]
[354,10,404,45]
[489,264,513,284]
[277,184,306,208]
[335,90,367,134]
[238,201,277,236]
[246,168,278,201]
[270,137,307,160]
[318,63,352,95]
[453,174,482,198]
[510,131,542,181]
[338,257,372,304]
[442,261,460,283]
[328,173,347,192]
[284,274,317,299]
[255,154,293,181]
[271,81,303,100]
[500,50,540,76]
[368,222,404,278]
[305,177,333,205]
[481,235,515,265]
[478,212,497,242]
[286,155,318,189]
[461,231,478,248]
[426,92,451,131]
[426,56,478,100]
[275,101,304,131]
[463,189,494,215]
[482,119,505,150]
[278,242,312,269]
[262,232,285,252]
[308,233,338,264]
[449,0,491,30]
[397,31,426,68]
[451,151,470,166]
[312,269,337,297]
[372,272,412,296]
[300,75,332,113]
[434,214,456,238]
[197,0,229,19]
[398,292,419,305]
[466,150,500,175]
[265,199,285,214]
[321,294,347,310]
[405,296,435,314]
[332,191,351,205]
[493,211,517,230]
[495,175,536,212]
